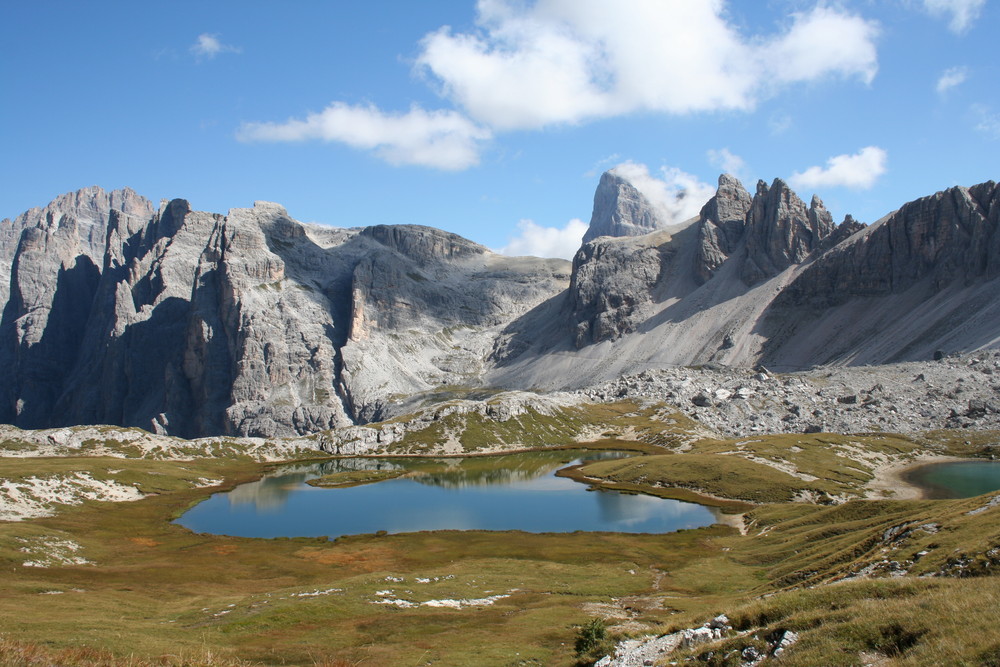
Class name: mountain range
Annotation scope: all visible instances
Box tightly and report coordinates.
[2,173,997,438]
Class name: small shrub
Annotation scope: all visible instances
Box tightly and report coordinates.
[868,622,925,656]
[978,645,1000,666]
[574,618,613,663]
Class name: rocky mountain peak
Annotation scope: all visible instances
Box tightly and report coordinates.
[741,178,835,285]
[582,170,664,243]
[825,214,867,248]
[693,174,753,284]
[1,186,154,308]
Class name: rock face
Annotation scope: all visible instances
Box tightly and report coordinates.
[582,171,664,243]
[740,179,836,285]
[0,186,152,308]
[691,175,838,286]
[776,181,1000,306]
[694,174,753,284]
[2,176,999,437]
[567,231,671,347]
[0,192,569,437]
[490,176,1000,389]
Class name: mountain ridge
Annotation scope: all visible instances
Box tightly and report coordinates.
[1,175,997,437]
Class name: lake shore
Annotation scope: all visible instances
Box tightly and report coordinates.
[867,454,969,500]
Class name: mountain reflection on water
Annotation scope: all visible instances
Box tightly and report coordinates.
[178,449,719,539]
[407,450,626,490]
[225,459,408,510]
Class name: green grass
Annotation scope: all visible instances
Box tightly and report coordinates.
[675,577,1000,666]
[305,469,404,488]
[1,407,999,665]
[0,453,740,665]
[575,453,810,504]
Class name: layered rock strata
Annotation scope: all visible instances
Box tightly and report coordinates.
[2,176,998,437]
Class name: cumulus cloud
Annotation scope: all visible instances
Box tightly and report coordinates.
[237,103,491,170]
[611,161,716,227]
[499,218,588,259]
[790,146,888,190]
[936,66,968,94]
[416,1,879,130]
[923,0,985,33]
[707,148,747,178]
[190,33,241,59]
[240,2,880,169]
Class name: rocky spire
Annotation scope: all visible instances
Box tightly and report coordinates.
[582,171,663,243]
[740,179,835,285]
[693,174,752,284]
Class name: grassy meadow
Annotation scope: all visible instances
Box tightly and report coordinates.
[0,401,998,665]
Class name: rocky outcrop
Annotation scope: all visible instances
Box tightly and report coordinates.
[361,224,486,263]
[693,174,753,284]
[0,186,152,310]
[582,171,664,243]
[0,190,569,436]
[740,179,835,285]
[823,214,866,249]
[777,181,1000,307]
[567,232,672,347]
[691,176,850,286]
[0,187,153,429]
[3,176,999,438]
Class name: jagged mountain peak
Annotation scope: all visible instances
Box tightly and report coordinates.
[582,170,665,243]
[3,177,999,438]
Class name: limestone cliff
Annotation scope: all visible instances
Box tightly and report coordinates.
[490,176,999,389]
[582,171,664,243]
[2,176,998,436]
[0,192,569,436]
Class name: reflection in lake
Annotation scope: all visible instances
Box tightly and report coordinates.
[176,450,721,539]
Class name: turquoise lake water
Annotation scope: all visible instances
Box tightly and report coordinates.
[905,460,1000,499]
[175,450,720,539]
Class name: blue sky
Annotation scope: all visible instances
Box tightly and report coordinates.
[2,0,997,258]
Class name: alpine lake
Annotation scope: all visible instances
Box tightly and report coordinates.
[176,449,724,539]
[905,459,1000,499]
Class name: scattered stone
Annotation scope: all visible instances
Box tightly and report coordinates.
[771,630,799,657]
[579,351,1000,437]
[692,393,713,408]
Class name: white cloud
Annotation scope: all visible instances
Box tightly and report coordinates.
[923,0,985,33]
[707,148,747,178]
[499,218,588,259]
[789,146,888,190]
[584,153,622,178]
[239,1,879,169]
[237,103,491,170]
[769,112,793,135]
[973,105,1000,139]
[936,66,968,94]
[763,7,879,87]
[190,33,241,59]
[611,161,716,227]
[416,1,879,130]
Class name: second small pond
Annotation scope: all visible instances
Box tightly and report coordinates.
[905,459,1000,499]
